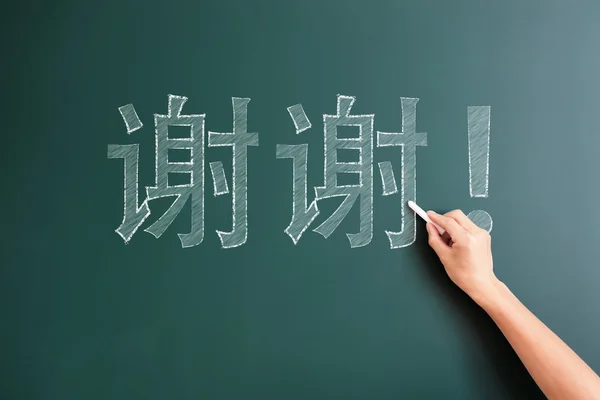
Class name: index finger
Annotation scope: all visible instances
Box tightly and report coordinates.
[445,209,479,232]
[427,211,467,242]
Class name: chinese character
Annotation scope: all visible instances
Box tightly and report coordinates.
[108,95,258,248]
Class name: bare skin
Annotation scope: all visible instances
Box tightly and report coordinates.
[426,210,600,400]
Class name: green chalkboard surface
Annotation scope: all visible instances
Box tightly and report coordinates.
[2,1,600,398]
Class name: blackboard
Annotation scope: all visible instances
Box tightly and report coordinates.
[2,1,600,398]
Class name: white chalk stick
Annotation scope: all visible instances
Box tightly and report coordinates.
[407,200,445,235]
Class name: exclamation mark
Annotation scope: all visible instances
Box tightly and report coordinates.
[467,106,493,232]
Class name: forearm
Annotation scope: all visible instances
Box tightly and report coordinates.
[425,211,600,398]
[474,280,600,400]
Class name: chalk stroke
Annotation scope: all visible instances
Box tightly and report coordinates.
[313,95,374,248]
[378,161,398,196]
[276,144,320,244]
[208,98,259,248]
[107,144,151,243]
[467,209,493,233]
[145,94,205,248]
[377,98,427,249]
[118,104,143,134]
[468,106,491,198]
[287,104,312,134]
[209,161,230,196]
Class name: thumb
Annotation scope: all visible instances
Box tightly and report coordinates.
[426,222,450,258]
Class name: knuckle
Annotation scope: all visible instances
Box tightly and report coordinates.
[477,229,490,238]
[447,209,465,218]
[449,220,462,231]
[465,235,477,247]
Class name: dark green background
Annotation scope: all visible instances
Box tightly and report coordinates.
[2,1,599,398]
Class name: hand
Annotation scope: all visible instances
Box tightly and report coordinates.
[426,210,498,303]
[427,211,600,399]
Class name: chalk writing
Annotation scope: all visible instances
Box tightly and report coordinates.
[467,106,493,231]
[208,98,259,248]
[377,98,427,248]
[108,95,492,249]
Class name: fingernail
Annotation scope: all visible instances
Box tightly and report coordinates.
[427,210,436,216]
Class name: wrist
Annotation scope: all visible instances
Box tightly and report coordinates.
[468,277,506,309]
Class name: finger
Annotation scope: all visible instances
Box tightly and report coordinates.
[445,209,478,232]
[426,222,450,257]
[427,211,467,242]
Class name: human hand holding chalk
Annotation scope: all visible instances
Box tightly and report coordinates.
[408,200,445,235]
